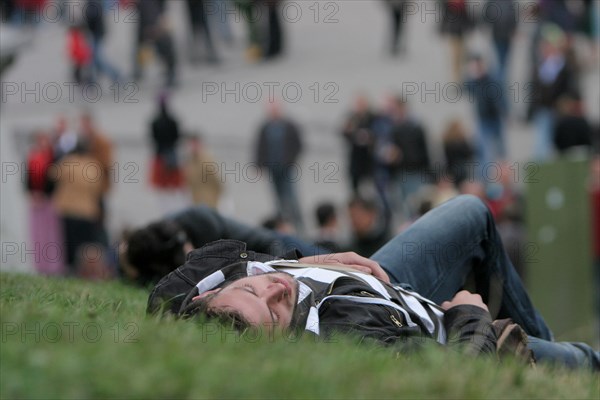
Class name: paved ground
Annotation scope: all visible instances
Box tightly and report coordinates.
[1,0,599,272]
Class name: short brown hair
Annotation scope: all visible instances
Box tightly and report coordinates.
[179,292,252,333]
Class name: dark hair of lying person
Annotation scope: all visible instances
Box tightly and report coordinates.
[179,293,252,333]
[125,220,188,285]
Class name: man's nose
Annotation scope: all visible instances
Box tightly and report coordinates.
[263,282,286,303]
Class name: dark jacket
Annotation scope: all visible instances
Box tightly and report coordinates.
[391,120,431,172]
[149,240,497,355]
[151,109,180,155]
[256,118,302,167]
[464,73,504,121]
[342,111,375,178]
[487,0,517,42]
[84,0,105,40]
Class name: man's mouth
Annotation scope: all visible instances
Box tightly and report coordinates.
[274,277,293,299]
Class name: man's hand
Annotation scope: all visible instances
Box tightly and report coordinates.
[298,252,390,284]
[441,290,489,312]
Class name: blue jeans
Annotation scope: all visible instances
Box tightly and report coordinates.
[533,108,554,161]
[91,36,121,83]
[370,195,599,369]
[268,165,304,234]
[477,117,506,168]
[527,337,599,370]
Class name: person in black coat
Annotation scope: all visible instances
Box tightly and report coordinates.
[185,0,219,63]
[553,93,593,154]
[84,0,122,82]
[149,94,183,190]
[341,95,375,195]
[255,102,304,233]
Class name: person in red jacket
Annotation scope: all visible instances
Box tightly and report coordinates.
[25,131,64,275]
[67,23,91,84]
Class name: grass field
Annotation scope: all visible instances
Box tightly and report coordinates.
[1,272,598,399]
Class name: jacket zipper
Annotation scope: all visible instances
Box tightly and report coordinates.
[390,309,403,327]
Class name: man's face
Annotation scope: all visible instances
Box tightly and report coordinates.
[207,272,299,329]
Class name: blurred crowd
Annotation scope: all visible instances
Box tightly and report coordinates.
[5,0,600,285]
[1,0,293,86]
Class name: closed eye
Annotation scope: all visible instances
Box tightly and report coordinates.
[242,283,278,324]
[243,283,256,294]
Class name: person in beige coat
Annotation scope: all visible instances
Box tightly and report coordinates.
[183,135,222,208]
[52,143,104,272]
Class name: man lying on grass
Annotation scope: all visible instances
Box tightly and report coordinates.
[148,195,599,371]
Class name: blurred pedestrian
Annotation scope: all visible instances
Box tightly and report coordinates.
[183,134,223,208]
[66,23,92,84]
[133,0,177,87]
[314,202,340,252]
[389,96,431,218]
[464,55,506,169]
[442,119,476,186]
[385,0,408,56]
[529,23,575,161]
[341,94,375,195]
[485,0,517,86]
[553,93,593,155]
[52,142,104,272]
[439,0,475,82]
[370,95,398,214]
[255,101,304,233]
[185,0,219,64]
[24,130,64,275]
[235,0,262,61]
[263,0,284,59]
[84,0,122,83]
[347,196,391,257]
[150,93,186,214]
[79,111,113,245]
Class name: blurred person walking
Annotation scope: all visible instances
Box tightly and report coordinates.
[371,95,398,214]
[66,23,92,85]
[51,142,105,272]
[442,119,476,186]
[185,0,219,64]
[133,0,177,87]
[389,96,431,218]
[150,93,186,214]
[24,131,64,275]
[385,0,408,56]
[485,0,517,87]
[464,55,506,170]
[234,0,262,61]
[79,111,113,245]
[83,0,122,83]
[183,134,223,208]
[341,95,375,196]
[439,0,475,82]
[255,101,304,234]
[529,23,576,161]
[263,0,284,59]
